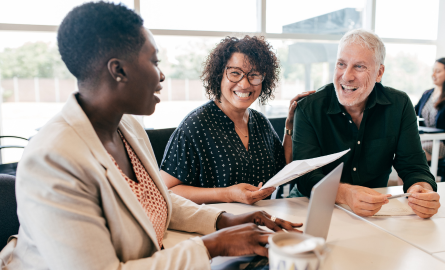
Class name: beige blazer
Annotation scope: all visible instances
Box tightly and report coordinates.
[0,94,222,270]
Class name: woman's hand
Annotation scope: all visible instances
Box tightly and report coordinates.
[216,211,303,233]
[285,91,316,130]
[202,223,271,258]
[225,183,275,205]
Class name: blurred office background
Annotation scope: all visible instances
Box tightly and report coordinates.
[0,0,444,163]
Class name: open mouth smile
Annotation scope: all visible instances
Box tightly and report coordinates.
[234,91,252,98]
[341,85,359,92]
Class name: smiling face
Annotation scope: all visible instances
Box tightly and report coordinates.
[432,61,445,87]
[122,28,164,116]
[220,52,262,111]
[333,43,384,108]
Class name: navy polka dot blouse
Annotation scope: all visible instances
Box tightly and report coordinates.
[161,101,286,188]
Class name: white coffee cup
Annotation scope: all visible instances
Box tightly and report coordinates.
[268,232,328,270]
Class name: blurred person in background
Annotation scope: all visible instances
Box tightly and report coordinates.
[415,58,445,161]
[161,36,313,205]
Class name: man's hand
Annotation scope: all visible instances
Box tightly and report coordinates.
[337,184,390,216]
[216,211,303,233]
[407,183,441,218]
[225,183,275,205]
[285,91,316,130]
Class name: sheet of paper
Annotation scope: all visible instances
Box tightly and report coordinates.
[260,149,350,190]
[374,199,415,216]
[339,199,415,216]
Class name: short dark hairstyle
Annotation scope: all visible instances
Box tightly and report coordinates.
[57,2,145,82]
[201,36,280,104]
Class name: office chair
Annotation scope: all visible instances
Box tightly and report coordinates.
[145,128,176,168]
[436,159,445,182]
[267,117,297,198]
[0,136,28,176]
[268,117,286,143]
[0,174,20,249]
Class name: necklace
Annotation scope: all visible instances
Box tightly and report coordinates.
[234,125,248,138]
[218,102,248,138]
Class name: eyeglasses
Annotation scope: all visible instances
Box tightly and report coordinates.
[225,66,265,86]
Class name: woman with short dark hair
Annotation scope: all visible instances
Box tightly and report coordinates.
[0,2,302,269]
[161,36,313,204]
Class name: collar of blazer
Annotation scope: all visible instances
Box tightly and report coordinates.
[60,93,172,251]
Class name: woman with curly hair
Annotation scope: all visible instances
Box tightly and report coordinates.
[161,36,313,204]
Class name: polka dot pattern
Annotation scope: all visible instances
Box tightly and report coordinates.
[109,130,168,248]
[161,100,286,189]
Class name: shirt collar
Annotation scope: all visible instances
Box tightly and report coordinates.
[211,100,238,126]
[327,82,392,115]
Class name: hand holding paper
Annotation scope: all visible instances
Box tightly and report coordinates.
[260,149,350,190]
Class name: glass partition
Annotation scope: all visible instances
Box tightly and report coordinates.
[144,35,222,129]
[376,0,439,40]
[383,44,437,103]
[266,0,366,34]
[0,31,75,162]
[141,0,257,32]
[0,0,133,25]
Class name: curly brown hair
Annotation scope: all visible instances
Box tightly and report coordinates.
[201,35,280,105]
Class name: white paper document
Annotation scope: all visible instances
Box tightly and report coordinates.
[339,199,415,216]
[374,199,415,216]
[260,149,350,190]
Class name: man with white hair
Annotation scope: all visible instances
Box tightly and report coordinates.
[288,29,441,218]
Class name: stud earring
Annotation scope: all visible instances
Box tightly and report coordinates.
[116,77,121,82]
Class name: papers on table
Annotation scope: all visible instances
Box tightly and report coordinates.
[339,199,415,216]
[374,199,415,216]
[259,149,350,190]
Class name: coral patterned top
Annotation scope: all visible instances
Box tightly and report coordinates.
[109,130,168,248]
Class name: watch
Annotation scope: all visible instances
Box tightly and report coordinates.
[285,128,293,136]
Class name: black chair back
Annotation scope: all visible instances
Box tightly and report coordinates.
[145,128,176,167]
[0,135,28,176]
[268,117,300,198]
[0,163,19,176]
[268,117,286,142]
[0,174,19,249]
[437,159,445,182]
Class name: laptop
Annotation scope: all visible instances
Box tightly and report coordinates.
[303,163,344,240]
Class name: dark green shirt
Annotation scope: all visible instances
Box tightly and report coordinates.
[289,83,437,197]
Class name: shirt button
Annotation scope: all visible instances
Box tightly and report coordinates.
[342,113,345,115]
[357,141,360,144]
[349,120,352,123]
[353,167,357,171]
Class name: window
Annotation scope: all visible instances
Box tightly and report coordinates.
[266,0,366,34]
[383,44,437,103]
[0,0,443,162]
[0,31,73,163]
[375,0,439,40]
[141,0,257,32]
[0,0,134,25]
[264,39,337,117]
[144,35,221,129]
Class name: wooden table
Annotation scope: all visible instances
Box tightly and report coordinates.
[336,183,445,259]
[163,184,445,269]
